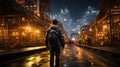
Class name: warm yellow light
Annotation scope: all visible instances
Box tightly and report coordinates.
[28,28,31,31]
[25,61,33,67]
[89,28,92,31]
[36,30,40,33]
[22,32,25,36]
[12,32,16,36]
[22,17,25,22]
[81,36,83,37]
[1,24,4,26]
[103,25,107,29]
[97,34,100,36]
[26,26,31,31]
[78,31,80,34]
[102,34,104,36]
[37,13,40,16]
[63,50,66,54]
[12,32,18,36]
[85,35,88,39]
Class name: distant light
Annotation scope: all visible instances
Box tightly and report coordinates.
[63,64,67,67]
[86,11,90,14]
[63,18,67,21]
[22,32,25,36]
[26,26,31,31]
[30,5,33,7]
[89,28,92,31]
[53,16,55,19]
[1,24,4,26]
[91,62,94,65]
[60,9,64,14]
[101,34,104,36]
[71,38,75,41]
[37,13,40,16]
[101,41,104,45]
[34,5,36,7]
[36,30,40,33]
[103,25,107,29]
[92,10,96,13]
[78,31,80,34]
[97,34,100,36]
[72,29,75,31]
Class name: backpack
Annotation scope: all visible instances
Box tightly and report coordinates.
[48,29,59,43]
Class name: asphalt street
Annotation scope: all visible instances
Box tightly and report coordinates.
[1,44,119,67]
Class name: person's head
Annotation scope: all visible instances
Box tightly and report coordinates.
[52,19,59,25]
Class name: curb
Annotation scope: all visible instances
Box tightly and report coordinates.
[0,46,47,65]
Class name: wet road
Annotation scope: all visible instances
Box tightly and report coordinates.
[0,44,119,67]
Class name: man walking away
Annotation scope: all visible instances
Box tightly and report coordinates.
[45,19,65,67]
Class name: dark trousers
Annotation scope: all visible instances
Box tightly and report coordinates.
[50,46,60,67]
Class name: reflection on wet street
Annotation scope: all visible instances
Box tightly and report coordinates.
[1,51,50,67]
[1,44,116,67]
[23,51,50,67]
[60,45,108,67]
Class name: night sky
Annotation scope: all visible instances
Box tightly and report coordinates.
[50,0,99,20]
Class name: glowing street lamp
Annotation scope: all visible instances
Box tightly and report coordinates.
[89,28,92,31]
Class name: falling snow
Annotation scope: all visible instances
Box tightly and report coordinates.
[49,6,99,37]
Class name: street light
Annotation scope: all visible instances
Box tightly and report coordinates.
[89,28,92,31]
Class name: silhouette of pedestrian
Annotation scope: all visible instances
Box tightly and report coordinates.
[45,19,65,67]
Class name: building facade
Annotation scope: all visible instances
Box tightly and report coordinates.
[80,0,120,47]
[0,0,51,48]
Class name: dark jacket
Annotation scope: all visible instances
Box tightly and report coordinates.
[45,25,65,49]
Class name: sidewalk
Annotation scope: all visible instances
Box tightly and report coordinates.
[78,44,120,55]
[91,46,120,54]
[0,46,46,56]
